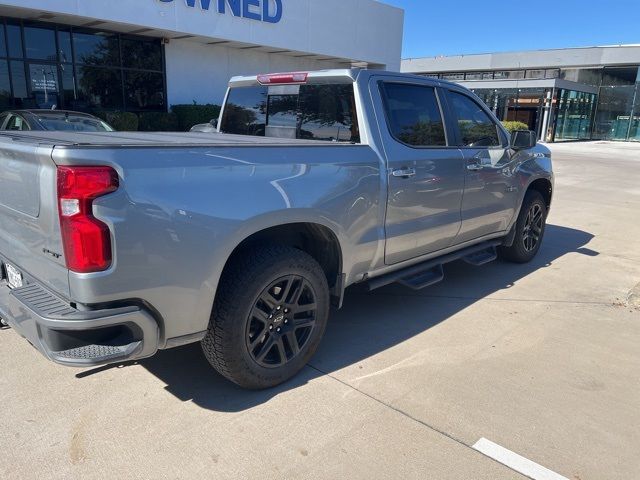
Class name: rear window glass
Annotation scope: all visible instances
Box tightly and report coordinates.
[221,83,360,143]
[36,114,114,132]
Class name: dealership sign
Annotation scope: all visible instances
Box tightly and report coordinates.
[159,0,283,23]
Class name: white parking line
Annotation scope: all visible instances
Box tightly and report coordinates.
[473,438,569,480]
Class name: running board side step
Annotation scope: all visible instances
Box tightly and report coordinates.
[368,240,502,291]
[462,246,498,266]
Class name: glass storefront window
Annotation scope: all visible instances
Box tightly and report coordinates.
[423,66,640,142]
[76,66,123,109]
[124,71,165,110]
[554,89,596,141]
[627,69,640,142]
[122,38,162,71]
[10,61,27,105]
[57,30,73,63]
[440,73,464,81]
[0,60,11,108]
[0,17,167,113]
[594,85,636,140]
[24,26,56,61]
[525,70,545,79]
[28,63,59,109]
[493,70,525,80]
[73,32,120,66]
[0,24,6,57]
[629,92,640,142]
[60,64,78,109]
[559,68,603,87]
[6,23,23,58]
[601,66,638,86]
[465,72,493,80]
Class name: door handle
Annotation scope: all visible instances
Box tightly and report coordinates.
[392,168,416,178]
[466,162,483,171]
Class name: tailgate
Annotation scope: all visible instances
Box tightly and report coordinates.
[0,137,69,298]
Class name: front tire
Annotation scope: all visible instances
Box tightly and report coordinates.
[499,190,547,263]
[201,246,330,390]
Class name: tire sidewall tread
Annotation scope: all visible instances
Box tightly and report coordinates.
[202,245,329,390]
[499,190,548,263]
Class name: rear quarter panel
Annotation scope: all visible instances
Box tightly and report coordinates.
[51,144,383,345]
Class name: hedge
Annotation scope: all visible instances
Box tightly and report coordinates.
[92,104,221,132]
[502,121,529,133]
[95,111,139,131]
[138,112,179,132]
[171,104,221,131]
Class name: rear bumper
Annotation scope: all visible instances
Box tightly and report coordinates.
[0,278,159,367]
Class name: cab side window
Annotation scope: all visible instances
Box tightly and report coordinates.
[5,114,29,131]
[381,83,447,147]
[449,92,501,147]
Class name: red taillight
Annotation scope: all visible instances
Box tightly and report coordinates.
[57,166,119,273]
[257,72,308,85]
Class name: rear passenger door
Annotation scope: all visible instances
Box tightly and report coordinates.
[444,89,519,243]
[372,78,465,265]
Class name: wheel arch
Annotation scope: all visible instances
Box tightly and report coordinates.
[526,177,553,210]
[218,222,345,307]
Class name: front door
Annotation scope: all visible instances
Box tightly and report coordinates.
[445,89,519,243]
[372,79,465,265]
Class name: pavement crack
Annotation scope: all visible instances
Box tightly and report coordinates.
[307,364,471,448]
[307,364,532,478]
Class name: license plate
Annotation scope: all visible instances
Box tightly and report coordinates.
[5,263,23,289]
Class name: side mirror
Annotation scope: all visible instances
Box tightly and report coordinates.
[511,130,537,150]
[210,118,218,128]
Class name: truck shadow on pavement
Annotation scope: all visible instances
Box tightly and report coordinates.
[99,224,596,411]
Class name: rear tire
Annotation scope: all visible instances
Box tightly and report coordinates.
[201,245,330,390]
[499,190,547,263]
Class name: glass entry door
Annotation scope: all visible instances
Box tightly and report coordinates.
[27,63,60,109]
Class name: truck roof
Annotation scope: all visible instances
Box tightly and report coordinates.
[228,68,361,87]
[227,68,461,89]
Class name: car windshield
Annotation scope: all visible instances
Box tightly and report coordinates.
[35,114,114,132]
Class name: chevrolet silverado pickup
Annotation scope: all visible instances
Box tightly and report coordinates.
[0,69,553,389]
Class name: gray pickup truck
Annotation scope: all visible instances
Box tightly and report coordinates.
[0,69,553,389]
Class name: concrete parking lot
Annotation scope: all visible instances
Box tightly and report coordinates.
[2,141,639,480]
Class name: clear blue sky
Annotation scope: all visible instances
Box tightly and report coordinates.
[384,0,640,58]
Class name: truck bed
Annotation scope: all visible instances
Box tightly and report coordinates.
[0,131,347,148]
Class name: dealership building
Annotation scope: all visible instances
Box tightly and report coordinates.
[403,45,640,142]
[0,0,403,113]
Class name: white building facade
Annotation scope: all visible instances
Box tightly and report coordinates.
[0,0,404,112]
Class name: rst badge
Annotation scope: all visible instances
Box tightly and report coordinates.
[158,0,283,24]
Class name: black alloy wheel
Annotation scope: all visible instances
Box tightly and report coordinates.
[246,275,318,369]
[522,203,544,252]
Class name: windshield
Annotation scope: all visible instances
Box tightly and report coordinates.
[221,83,360,143]
[36,114,115,132]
